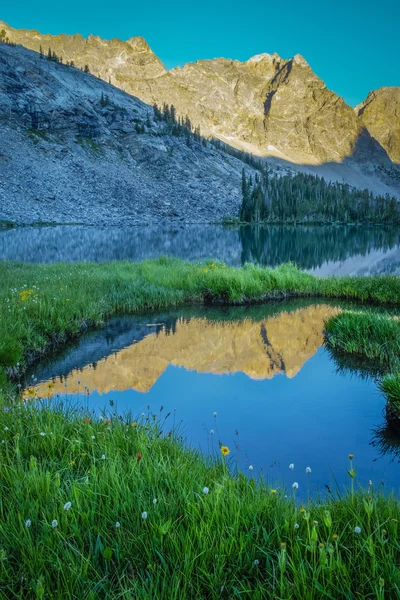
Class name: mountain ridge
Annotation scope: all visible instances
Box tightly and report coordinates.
[1,18,399,168]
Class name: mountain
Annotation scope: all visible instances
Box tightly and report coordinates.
[356,87,400,163]
[1,19,399,168]
[0,20,400,225]
[0,41,251,225]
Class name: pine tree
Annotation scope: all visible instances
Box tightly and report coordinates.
[84,64,90,73]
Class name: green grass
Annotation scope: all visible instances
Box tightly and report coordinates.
[0,396,399,599]
[325,311,400,367]
[379,373,400,419]
[1,259,400,598]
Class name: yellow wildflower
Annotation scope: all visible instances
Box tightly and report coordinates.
[332,534,338,540]
[281,542,286,548]
[132,422,138,428]
[204,269,208,273]
[220,446,230,457]
[69,460,75,466]
[300,508,305,514]
[271,489,277,494]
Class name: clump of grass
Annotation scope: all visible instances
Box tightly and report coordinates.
[27,128,48,142]
[325,311,400,367]
[0,394,399,599]
[379,373,400,412]
[77,136,102,154]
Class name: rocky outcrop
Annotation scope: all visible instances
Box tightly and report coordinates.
[26,304,340,395]
[356,87,400,163]
[0,42,251,225]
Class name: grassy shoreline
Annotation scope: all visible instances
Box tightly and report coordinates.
[1,259,400,598]
[1,258,400,377]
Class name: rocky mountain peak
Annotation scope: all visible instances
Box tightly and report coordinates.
[356,86,400,162]
[1,20,399,193]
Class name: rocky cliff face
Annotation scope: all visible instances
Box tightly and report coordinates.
[1,19,399,168]
[356,87,400,163]
[0,42,251,225]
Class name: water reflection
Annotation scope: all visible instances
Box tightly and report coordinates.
[2,224,400,275]
[29,303,340,396]
[24,301,400,492]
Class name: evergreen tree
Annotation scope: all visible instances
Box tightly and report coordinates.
[84,64,90,73]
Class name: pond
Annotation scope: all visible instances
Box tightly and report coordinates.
[2,224,400,274]
[24,300,400,496]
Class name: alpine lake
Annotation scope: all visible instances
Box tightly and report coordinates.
[3,223,400,496]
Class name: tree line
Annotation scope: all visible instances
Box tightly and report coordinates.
[152,103,205,147]
[239,168,400,224]
[39,45,90,72]
[0,29,16,46]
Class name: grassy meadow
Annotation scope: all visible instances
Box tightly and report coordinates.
[0,258,400,598]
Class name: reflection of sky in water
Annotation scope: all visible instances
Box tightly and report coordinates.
[1,224,400,275]
[26,303,400,496]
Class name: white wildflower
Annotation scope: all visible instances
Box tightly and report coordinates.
[25,520,31,528]
[213,412,217,417]
[294,523,300,529]
[40,432,45,436]
[306,467,312,474]
[202,487,209,494]
[249,465,254,471]
[292,482,299,490]
[289,463,294,470]
[210,429,214,435]
[354,526,361,534]
[115,521,121,528]
[63,502,72,511]
[253,559,259,565]
[153,498,157,504]
[141,512,148,519]
[52,520,58,528]
[101,454,106,460]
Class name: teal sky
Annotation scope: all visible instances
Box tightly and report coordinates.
[2,0,399,106]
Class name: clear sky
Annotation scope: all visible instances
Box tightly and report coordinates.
[2,0,399,106]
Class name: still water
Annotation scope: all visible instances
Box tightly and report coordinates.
[2,224,400,274]
[24,300,400,495]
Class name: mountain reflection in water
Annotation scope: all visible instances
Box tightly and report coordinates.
[29,304,340,396]
[25,300,400,491]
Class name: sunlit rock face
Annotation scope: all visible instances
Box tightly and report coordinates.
[2,20,399,166]
[28,305,340,397]
[0,21,166,82]
[356,87,400,163]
